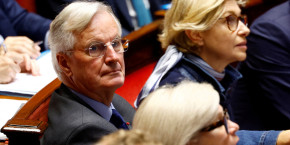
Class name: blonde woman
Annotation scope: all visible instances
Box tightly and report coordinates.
[136,0,290,144]
[134,81,239,145]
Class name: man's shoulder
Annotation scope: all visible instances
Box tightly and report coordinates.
[112,93,133,107]
[112,93,135,121]
[49,84,111,124]
[43,86,118,145]
[41,117,115,145]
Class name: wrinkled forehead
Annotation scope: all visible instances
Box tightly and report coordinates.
[76,12,120,46]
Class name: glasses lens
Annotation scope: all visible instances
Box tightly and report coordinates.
[111,39,129,53]
[87,39,129,57]
[240,15,248,27]
[89,43,105,57]
[226,15,238,31]
[111,39,122,52]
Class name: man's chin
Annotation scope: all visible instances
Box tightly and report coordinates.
[106,79,125,89]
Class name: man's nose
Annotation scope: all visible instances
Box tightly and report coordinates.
[104,45,118,63]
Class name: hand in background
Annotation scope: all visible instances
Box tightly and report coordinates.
[5,51,40,76]
[4,36,41,59]
[0,55,21,84]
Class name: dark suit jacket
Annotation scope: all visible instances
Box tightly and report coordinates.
[40,84,135,145]
[0,0,51,51]
[229,0,290,130]
[105,0,164,35]
[35,0,164,36]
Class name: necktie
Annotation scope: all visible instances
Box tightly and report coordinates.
[110,109,129,129]
[131,0,153,27]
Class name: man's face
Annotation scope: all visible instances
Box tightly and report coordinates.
[64,12,125,98]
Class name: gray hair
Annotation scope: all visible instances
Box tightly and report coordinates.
[49,1,121,81]
[133,80,220,145]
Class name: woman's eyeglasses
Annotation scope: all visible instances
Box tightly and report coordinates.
[201,109,229,134]
[65,38,129,58]
[221,15,248,31]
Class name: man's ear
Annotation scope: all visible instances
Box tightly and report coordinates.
[56,53,72,77]
[185,30,204,46]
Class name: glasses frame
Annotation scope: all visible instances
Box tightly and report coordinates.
[64,38,129,58]
[201,109,229,134]
[223,14,248,32]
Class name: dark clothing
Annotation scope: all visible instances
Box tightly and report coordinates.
[136,46,280,145]
[40,84,135,145]
[159,55,241,115]
[0,0,51,51]
[35,0,165,36]
[229,0,290,130]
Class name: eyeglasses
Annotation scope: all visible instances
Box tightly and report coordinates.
[201,109,229,134]
[221,14,248,31]
[66,38,129,58]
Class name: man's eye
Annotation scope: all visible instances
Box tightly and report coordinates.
[111,40,121,48]
[89,45,98,51]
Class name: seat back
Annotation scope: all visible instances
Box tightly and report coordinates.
[1,78,61,145]
[16,0,37,13]
[116,19,163,105]
[123,19,163,75]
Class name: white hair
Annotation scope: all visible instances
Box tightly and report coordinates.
[49,1,121,81]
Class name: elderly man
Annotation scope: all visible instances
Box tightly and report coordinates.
[40,1,135,145]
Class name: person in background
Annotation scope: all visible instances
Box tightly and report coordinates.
[134,81,239,145]
[0,0,50,82]
[229,0,290,130]
[35,0,170,36]
[97,129,163,145]
[40,1,135,145]
[0,0,51,54]
[135,0,290,144]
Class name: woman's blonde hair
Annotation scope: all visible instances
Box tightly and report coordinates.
[133,80,220,145]
[97,129,163,145]
[159,0,245,53]
[49,1,121,81]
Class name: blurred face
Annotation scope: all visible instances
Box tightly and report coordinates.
[62,12,125,100]
[198,0,250,72]
[189,105,239,145]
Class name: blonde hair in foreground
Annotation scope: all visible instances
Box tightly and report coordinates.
[133,80,220,145]
[96,129,163,145]
[159,0,246,53]
[49,1,121,81]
